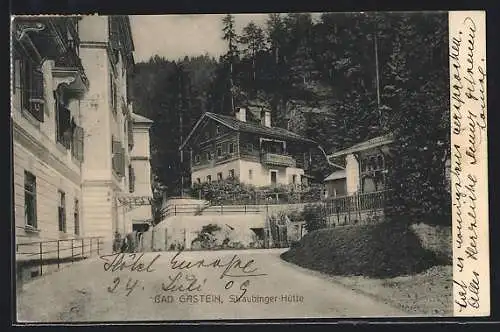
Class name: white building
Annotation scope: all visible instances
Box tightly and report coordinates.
[12,16,141,254]
[179,108,317,188]
[126,113,154,232]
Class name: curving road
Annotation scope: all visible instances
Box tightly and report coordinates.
[17,249,409,322]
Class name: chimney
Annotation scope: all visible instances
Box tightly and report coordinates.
[235,107,246,122]
[261,110,271,128]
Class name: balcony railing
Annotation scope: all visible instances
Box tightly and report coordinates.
[52,45,89,93]
[261,153,296,168]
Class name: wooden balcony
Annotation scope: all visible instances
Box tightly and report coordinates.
[261,153,296,168]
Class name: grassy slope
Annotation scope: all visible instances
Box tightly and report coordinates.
[281,221,447,278]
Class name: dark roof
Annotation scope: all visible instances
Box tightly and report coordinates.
[180,112,316,150]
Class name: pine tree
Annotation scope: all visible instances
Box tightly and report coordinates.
[382,13,451,225]
[239,21,266,82]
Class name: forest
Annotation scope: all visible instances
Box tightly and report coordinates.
[130,12,450,224]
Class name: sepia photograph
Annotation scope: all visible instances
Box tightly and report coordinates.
[11,11,488,322]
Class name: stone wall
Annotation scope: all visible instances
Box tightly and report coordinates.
[326,209,384,227]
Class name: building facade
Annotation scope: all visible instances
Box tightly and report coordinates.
[327,135,393,195]
[179,108,317,188]
[126,113,154,232]
[12,16,139,252]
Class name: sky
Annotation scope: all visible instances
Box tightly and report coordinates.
[130,14,322,63]
[130,14,270,63]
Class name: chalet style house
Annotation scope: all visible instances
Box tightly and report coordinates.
[326,133,451,196]
[179,108,317,188]
[323,134,451,226]
[326,134,394,196]
[12,16,147,258]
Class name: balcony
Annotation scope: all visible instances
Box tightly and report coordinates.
[261,153,296,168]
[52,46,89,96]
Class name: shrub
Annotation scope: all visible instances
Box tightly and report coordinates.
[189,179,325,205]
[303,203,327,232]
[191,223,222,249]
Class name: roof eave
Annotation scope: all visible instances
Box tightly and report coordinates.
[328,137,394,159]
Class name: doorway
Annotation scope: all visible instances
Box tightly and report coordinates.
[270,170,277,186]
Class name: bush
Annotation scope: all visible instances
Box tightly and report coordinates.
[191,223,222,249]
[189,179,324,205]
[303,203,327,232]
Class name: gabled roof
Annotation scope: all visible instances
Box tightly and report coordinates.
[179,112,316,150]
[328,134,394,158]
[324,170,346,181]
[131,113,153,124]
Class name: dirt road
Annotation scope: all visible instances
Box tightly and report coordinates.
[17,249,409,322]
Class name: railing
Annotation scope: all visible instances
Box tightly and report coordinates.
[16,236,104,278]
[261,152,296,167]
[158,203,261,219]
[53,43,89,88]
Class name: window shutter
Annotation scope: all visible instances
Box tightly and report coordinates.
[112,140,121,154]
[74,126,84,162]
[109,18,120,50]
[129,165,135,193]
[127,119,134,148]
[119,146,126,176]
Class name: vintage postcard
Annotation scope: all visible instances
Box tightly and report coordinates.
[11,11,489,323]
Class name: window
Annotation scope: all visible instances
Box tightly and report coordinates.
[196,178,201,184]
[19,58,45,122]
[217,172,223,181]
[216,126,221,134]
[229,142,234,154]
[24,171,37,228]
[229,169,235,179]
[206,151,213,161]
[55,90,72,149]
[292,174,297,184]
[217,145,222,158]
[247,143,254,152]
[74,199,80,235]
[194,154,200,163]
[248,169,253,180]
[58,190,66,232]
[206,175,212,182]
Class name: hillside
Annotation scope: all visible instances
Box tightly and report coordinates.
[130,12,450,226]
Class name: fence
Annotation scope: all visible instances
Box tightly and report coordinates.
[16,236,104,279]
[324,190,389,214]
[158,203,262,219]
[323,190,390,226]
